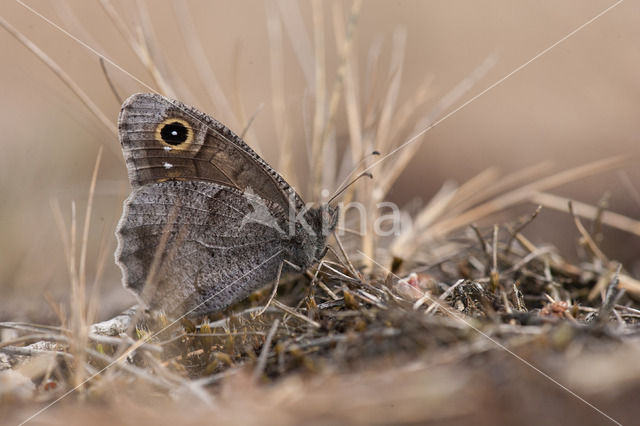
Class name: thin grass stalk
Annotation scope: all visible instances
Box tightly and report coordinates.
[532,192,640,237]
[618,171,640,209]
[171,1,238,126]
[373,29,406,156]
[134,0,190,100]
[424,156,629,246]
[275,0,314,90]
[87,224,113,326]
[376,55,496,198]
[99,0,164,92]
[227,43,262,155]
[79,147,103,296]
[266,3,294,185]
[330,2,365,204]
[310,0,327,198]
[362,36,383,128]
[68,200,89,389]
[230,43,251,144]
[323,0,362,196]
[387,78,433,143]
[50,198,72,270]
[0,15,117,139]
[448,162,553,215]
[341,42,363,189]
[54,2,103,54]
[100,0,175,97]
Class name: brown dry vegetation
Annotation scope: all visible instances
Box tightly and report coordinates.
[1,1,640,425]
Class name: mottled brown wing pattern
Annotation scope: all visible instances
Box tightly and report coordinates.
[115,180,286,317]
[118,93,304,213]
[116,93,336,318]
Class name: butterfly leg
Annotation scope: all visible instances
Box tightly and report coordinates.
[283,259,304,272]
[257,261,284,316]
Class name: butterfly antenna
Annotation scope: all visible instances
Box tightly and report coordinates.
[330,150,380,201]
[327,172,373,205]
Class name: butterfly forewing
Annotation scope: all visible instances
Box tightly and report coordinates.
[118,93,303,213]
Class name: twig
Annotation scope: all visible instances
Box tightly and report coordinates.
[597,264,624,325]
[505,205,542,255]
[272,300,320,329]
[568,200,609,264]
[532,192,640,238]
[470,224,489,254]
[503,246,555,275]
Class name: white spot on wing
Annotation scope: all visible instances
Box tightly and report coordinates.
[164,146,172,151]
[163,162,173,169]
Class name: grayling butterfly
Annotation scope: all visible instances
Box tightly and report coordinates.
[115,93,338,318]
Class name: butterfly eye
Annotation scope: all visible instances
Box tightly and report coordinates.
[155,118,194,148]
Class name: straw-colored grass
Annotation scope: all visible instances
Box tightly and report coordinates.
[1,2,639,425]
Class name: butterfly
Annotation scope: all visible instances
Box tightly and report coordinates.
[115,93,338,318]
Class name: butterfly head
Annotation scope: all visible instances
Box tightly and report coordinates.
[288,203,338,268]
[317,203,340,240]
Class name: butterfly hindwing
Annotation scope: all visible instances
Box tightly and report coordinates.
[115,180,286,316]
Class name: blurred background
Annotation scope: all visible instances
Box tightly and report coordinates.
[1,0,639,322]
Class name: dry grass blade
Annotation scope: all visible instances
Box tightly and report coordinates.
[99,58,123,104]
[341,19,364,181]
[532,192,640,237]
[429,155,629,239]
[618,170,640,209]
[272,300,320,328]
[134,0,193,101]
[266,2,294,182]
[99,0,176,98]
[309,0,327,197]
[325,0,362,151]
[79,147,103,295]
[230,43,263,155]
[54,2,103,53]
[373,28,406,156]
[505,205,542,255]
[568,200,609,264]
[172,0,238,128]
[274,0,314,88]
[0,15,117,139]
[4,3,640,425]
[375,55,497,199]
[50,198,72,271]
[449,162,553,215]
[362,35,383,125]
[98,0,137,51]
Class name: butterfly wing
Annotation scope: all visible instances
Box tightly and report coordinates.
[115,180,287,317]
[118,93,304,213]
